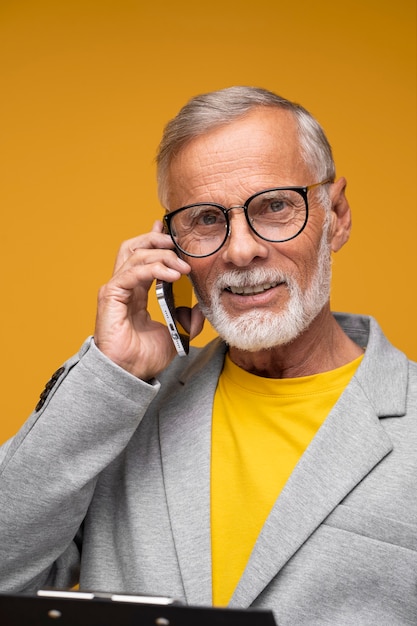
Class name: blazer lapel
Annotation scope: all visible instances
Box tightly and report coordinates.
[229,378,394,608]
[158,341,226,606]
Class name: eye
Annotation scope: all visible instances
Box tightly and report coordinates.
[186,206,226,229]
[249,190,304,218]
[268,199,287,213]
[252,194,292,216]
[198,210,221,225]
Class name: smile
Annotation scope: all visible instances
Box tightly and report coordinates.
[226,281,281,295]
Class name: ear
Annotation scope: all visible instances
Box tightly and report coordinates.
[328,177,351,252]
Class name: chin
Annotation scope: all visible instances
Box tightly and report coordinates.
[201,282,331,352]
[213,311,307,351]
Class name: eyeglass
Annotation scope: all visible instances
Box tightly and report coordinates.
[163,180,332,258]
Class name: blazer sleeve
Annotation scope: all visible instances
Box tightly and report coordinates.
[0,337,159,592]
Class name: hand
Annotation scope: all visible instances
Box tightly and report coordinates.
[94,221,203,380]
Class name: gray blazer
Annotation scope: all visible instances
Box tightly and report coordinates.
[0,313,416,625]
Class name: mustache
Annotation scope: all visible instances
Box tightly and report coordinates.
[213,267,294,291]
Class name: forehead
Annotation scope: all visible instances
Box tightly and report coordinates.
[165,108,310,209]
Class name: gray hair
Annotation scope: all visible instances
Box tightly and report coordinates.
[156,86,335,207]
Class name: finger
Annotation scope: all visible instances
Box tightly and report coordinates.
[190,304,205,339]
[151,219,164,233]
[172,304,205,342]
[125,249,190,283]
[175,306,192,333]
[113,229,175,273]
[108,261,187,301]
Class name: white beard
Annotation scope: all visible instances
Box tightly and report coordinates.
[192,227,332,352]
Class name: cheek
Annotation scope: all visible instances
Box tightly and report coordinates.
[276,234,323,288]
[189,259,216,299]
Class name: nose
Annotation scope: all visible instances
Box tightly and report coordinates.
[221,207,269,267]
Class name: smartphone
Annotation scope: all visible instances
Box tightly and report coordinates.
[156,273,193,356]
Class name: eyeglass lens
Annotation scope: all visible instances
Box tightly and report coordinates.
[169,188,307,257]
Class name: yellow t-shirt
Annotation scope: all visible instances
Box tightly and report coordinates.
[211,353,363,606]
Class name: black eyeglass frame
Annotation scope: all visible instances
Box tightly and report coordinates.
[163,180,332,258]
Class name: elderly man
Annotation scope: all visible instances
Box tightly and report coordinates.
[0,87,416,625]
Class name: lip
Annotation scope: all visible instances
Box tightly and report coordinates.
[222,282,285,308]
[226,280,281,296]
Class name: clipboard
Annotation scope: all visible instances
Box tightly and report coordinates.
[0,590,277,625]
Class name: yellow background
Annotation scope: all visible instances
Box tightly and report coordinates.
[1,0,416,442]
